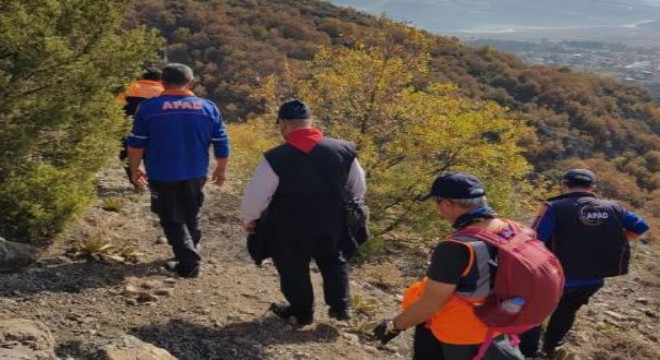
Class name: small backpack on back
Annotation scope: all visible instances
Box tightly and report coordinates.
[453,220,565,360]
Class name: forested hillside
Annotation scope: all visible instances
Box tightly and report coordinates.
[125,0,659,234]
[0,2,658,358]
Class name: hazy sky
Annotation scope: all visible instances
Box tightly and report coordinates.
[330,0,660,33]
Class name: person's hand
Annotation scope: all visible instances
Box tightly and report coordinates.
[212,166,226,187]
[372,319,401,345]
[131,168,148,187]
[244,221,256,234]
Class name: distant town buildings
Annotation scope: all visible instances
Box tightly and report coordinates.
[466,39,660,96]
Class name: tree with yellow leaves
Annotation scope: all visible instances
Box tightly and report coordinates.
[232,32,540,244]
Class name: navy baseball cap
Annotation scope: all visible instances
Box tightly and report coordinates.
[277,99,312,123]
[562,169,596,186]
[418,172,486,201]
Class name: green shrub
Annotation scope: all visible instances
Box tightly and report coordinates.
[0,0,162,243]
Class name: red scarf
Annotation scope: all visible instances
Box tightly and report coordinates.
[286,128,324,154]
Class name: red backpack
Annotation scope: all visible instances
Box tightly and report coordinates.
[453,220,565,360]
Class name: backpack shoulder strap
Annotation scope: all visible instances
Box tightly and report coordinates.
[452,227,505,246]
[442,239,475,277]
[452,220,528,250]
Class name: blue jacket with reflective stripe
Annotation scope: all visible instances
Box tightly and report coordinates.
[127,92,230,181]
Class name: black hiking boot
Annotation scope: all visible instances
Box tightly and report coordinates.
[269,303,313,326]
[543,347,573,360]
[328,307,352,321]
[163,261,200,278]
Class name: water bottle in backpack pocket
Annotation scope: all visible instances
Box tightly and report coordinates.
[501,297,525,314]
[452,220,565,360]
[474,296,526,327]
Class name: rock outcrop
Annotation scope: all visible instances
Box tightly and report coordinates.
[0,319,57,360]
[0,237,38,272]
[94,335,177,360]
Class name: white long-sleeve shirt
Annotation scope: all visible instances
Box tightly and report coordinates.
[241,157,367,223]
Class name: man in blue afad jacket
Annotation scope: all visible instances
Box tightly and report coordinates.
[520,169,649,358]
[127,63,230,278]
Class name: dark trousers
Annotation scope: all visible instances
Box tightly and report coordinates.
[413,326,523,360]
[149,178,205,274]
[271,250,349,321]
[160,214,202,272]
[519,284,603,356]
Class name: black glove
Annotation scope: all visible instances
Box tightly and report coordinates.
[373,319,401,345]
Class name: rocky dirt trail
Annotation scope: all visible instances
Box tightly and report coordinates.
[0,167,659,359]
[0,168,413,360]
[563,246,660,360]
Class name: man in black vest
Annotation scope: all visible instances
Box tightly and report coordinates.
[520,169,649,358]
[241,99,367,325]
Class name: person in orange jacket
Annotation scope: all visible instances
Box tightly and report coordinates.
[372,173,523,360]
[117,68,164,189]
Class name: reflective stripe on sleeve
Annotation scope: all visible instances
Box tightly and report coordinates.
[129,133,148,140]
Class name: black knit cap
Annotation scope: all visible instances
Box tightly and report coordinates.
[142,67,162,81]
[562,168,596,187]
[418,172,486,201]
[277,99,312,122]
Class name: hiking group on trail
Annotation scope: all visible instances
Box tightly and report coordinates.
[125,64,229,278]
[120,63,650,360]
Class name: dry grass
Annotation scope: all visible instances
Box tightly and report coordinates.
[347,294,381,338]
[361,262,406,290]
[100,197,124,212]
[590,334,660,360]
[72,237,114,261]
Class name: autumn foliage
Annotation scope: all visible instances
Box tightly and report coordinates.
[127,0,657,241]
[230,37,537,242]
[2,0,656,244]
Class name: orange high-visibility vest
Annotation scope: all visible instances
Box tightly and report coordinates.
[402,240,496,345]
[117,80,163,103]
